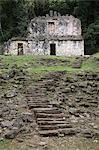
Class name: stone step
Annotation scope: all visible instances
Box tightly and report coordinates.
[27,92,45,94]
[28,102,50,106]
[28,105,52,109]
[28,101,50,105]
[26,95,46,98]
[36,113,65,118]
[39,124,72,130]
[27,93,45,96]
[37,120,67,125]
[39,129,58,136]
[27,99,49,103]
[26,85,73,137]
[39,128,76,136]
[27,97,46,101]
[33,107,58,111]
[28,100,49,102]
[34,109,61,114]
[37,117,66,121]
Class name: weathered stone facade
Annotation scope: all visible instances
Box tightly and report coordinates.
[4,11,84,56]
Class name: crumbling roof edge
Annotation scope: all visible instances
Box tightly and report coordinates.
[30,10,79,22]
[10,35,84,42]
[28,35,84,41]
[11,37,28,41]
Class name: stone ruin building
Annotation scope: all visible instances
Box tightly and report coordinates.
[4,11,84,56]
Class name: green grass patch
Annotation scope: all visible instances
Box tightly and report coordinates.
[0,55,35,67]
[0,52,99,75]
[27,65,81,74]
[82,54,99,72]
[0,139,27,150]
[0,139,13,150]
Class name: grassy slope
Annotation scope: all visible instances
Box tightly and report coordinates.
[0,53,99,150]
[0,53,99,75]
[0,137,99,150]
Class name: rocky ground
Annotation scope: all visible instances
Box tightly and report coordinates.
[0,55,99,149]
[37,72,99,137]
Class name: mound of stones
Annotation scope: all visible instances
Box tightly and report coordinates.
[26,88,76,137]
[26,71,99,138]
[0,69,99,139]
[0,67,35,139]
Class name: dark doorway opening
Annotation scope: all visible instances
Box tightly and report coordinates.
[18,43,23,55]
[50,44,56,55]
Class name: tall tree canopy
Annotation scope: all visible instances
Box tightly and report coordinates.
[75,0,99,54]
[0,0,99,54]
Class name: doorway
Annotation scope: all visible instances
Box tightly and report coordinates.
[50,44,56,55]
[18,43,23,55]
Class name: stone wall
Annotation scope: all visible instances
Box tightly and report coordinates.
[4,40,29,55]
[4,39,84,56]
[51,40,84,56]
[4,11,84,56]
[28,11,81,38]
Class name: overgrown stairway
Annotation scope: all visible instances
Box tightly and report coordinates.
[26,76,75,136]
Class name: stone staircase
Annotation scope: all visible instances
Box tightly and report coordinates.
[26,83,75,136]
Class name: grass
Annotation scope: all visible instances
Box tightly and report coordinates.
[26,65,80,74]
[0,55,35,67]
[0,53,99,75]
[0,53,99,150]
[82,53,99,72]
[48,137,99,150]
[0,139,27,150]
[0,137,99,150]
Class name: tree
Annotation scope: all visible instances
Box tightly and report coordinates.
[75,0,99,54]
[0,0,28,43]
[85,20,99,54]
[34,0,50,16]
